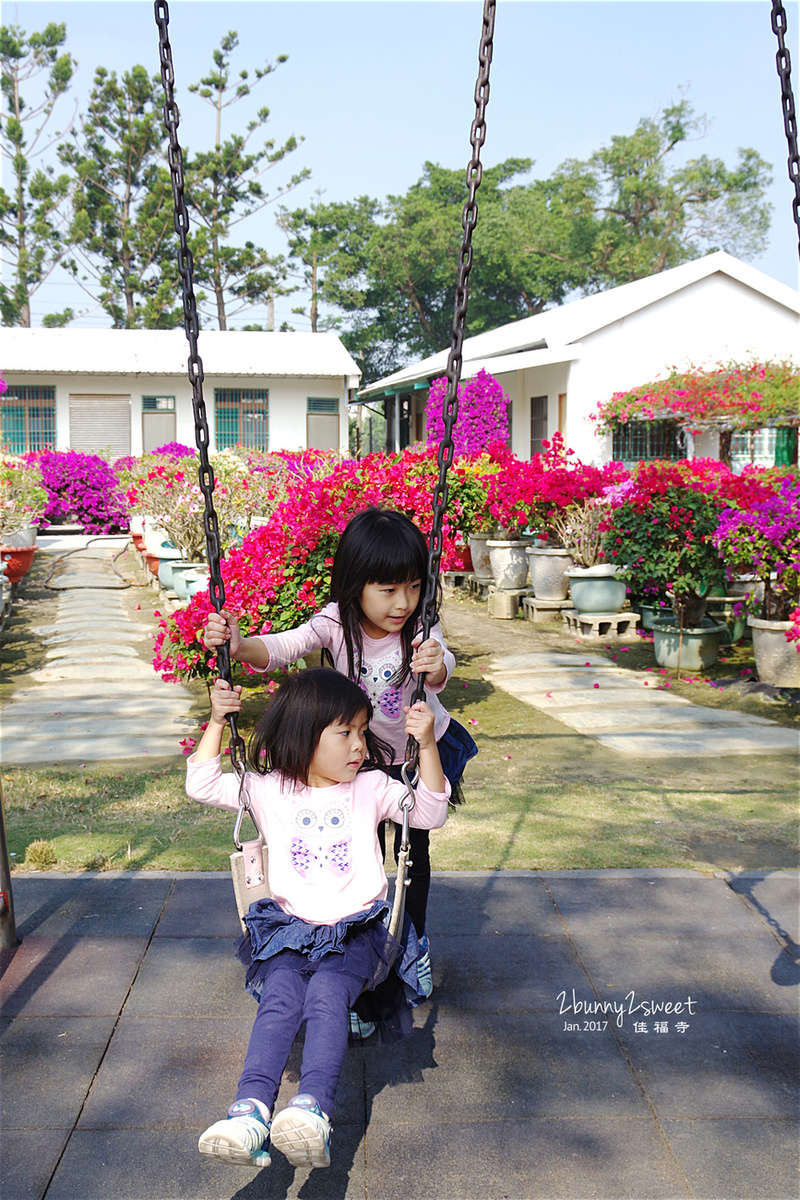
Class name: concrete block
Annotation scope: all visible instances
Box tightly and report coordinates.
[562,609,642,640]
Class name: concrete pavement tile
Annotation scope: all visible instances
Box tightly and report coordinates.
[46,1125,367,1199]
[616,1012,799,1118]
[425,873,563,937]
[493,668,645,691]
[1,736,188,763]
[46,642,140,659]
[0,1129,70,1200]
[593,726,799,756]
[8,680,190,700]
[432,933,587,1010]
[571,931,799,1015]
[122,937,252,1018]
[727,871,800,943]
[524,687,690,708]
[154,876,243,938]
[1,716,193,740]
[363,1117,691,1199]
[1,696,192,716]
[0,937,147,1017]
[490,651,613,669]
[553,705,781,733]
[661,1118,799,1200]
[364,1007,647,1125]
[545,874,766,937]
[1,1015,117,1128]
[77,1016,364,1129]
[9,875,173,938]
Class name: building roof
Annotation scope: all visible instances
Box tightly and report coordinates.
[0,328,361,385]
[357,252,800,398]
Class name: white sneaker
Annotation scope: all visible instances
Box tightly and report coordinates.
[270,1094,331,1168]
[198,1099,271,1167]
[349,1009,376,1039]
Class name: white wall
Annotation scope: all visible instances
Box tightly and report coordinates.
[6,371,350,456]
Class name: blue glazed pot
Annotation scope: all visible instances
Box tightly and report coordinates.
[567,566,626,614]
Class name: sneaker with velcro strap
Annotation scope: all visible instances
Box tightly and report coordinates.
[198,1098,271,1167]
[270,1094,331,1168]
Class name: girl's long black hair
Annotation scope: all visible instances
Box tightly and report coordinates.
[247,667,391,785]
[328,508,441,685]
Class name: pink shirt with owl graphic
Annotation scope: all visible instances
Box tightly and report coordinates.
[252,603,456,762]
[186,755,450,925]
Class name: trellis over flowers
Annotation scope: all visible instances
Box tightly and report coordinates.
[593,360,800,461]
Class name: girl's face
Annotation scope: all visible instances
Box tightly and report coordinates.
[359,578,421,639]
[307,709,370,788]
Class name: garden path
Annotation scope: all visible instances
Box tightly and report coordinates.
[0,536,194,766]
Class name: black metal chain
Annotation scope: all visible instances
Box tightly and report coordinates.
[772,0,800,257]
[153,0,246,771]
[404,0,496,772]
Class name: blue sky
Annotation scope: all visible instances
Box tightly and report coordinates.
[5,0,800,329]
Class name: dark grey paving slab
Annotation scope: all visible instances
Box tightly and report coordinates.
[46,1124,367,1199]
[433,932,588,1011]
[0,1128,70,1200]
[545,873,767,937]
[154,876,244,938]
[1,1015,117,1128]
[573,930,800,1015]
[77,1017,365,1130]
[0,937,147,1017]
[365,1005,648,1125]
[662,1117,799,1200]
[426,872,564,936]
[9,875,173,938]
[616,1011,799,1118]
[726,870,800,944]
[122,937,251,1018]
[363,1118,691,1199]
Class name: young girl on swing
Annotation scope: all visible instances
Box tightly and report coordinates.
[203,507,478,1003]
[187,667,449,1170]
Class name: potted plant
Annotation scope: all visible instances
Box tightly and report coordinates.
[714,475,800,686]
[550,497,627,614]
[603,463,729,671]
[447,454,502,577]
[0,455,48,581]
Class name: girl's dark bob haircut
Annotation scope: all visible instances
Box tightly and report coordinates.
[247,667,390,785]
[329,508,441,683]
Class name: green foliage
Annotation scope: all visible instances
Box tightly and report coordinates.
[0,21,76,326]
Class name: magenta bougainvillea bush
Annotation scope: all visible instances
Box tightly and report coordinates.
[28,450,128,534]
[713,474,800,622]
[593,360,800,433]
[425,369,509,455]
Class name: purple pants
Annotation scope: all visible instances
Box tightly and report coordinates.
[236,948,369,1118]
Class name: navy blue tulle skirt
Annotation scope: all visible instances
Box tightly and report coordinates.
[236,897,426,1042]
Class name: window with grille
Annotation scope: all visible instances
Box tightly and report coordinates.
[143,396,175,412]
[214,389,268,451]
[612,420,685,462]
[530,395,547,456]
[1,385,56,454]
[731,428,776,471]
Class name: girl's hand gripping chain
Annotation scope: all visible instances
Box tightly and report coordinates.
[194,679,243,762]
[410,636,446,687]
[203,609,271,670]
[403,701,446,795]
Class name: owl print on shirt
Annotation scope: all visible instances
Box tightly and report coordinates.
[290,795,352,878]
[359,645,403,720]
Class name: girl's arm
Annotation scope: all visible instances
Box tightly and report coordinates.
[404,701,447,795]
[193,679,243,762]
[204,610,271,670]
[411,621,456,692]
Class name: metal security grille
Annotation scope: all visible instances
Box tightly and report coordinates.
[307,397,339,414]
[612,420,685,462]
[1,386,56,453]
[143,395,176,411]
[214,389,268,451]
[530,395,547,456]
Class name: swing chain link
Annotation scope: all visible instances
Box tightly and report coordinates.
[403,0,496,778]
[771,0,800,255]
[154,0,247,773]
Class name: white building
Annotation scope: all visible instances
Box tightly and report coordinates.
[0,328,361,459]
[357,252,800,468]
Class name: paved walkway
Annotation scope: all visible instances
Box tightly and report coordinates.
[488,651,799,757]
[1,869,798,1200]
[0,536,194,765]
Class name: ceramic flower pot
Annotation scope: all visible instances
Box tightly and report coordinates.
[653,620,726,671]
[748,617,800,687]
[172,561,208,601]
[704,596,747,645]
[566,565,626,614]
[0,545,36,584]
[157,548,186,590]
[143,521,170,556]
[638,602,673,631]
[527,547,572,600]
[487,540,530,589]
[184,568,210,599]
[468,533,492,578]
[1,525,38,548]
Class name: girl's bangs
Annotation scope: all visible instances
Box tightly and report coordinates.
[362,524,428,584]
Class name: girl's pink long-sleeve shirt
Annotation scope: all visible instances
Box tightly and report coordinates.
[251,602,456,762]
[186,755,450,925]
